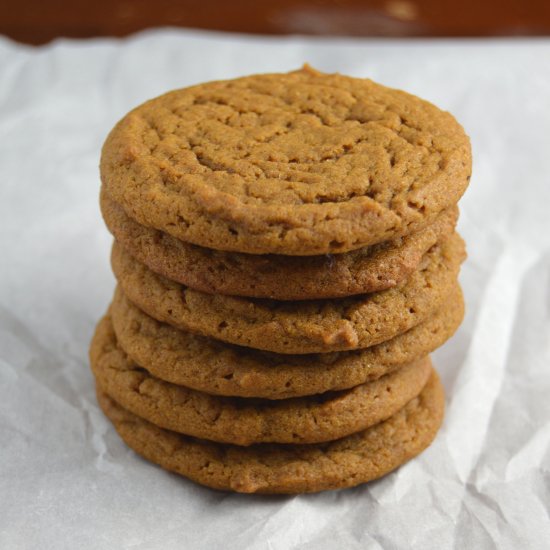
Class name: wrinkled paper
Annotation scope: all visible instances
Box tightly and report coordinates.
[0,30,549,550]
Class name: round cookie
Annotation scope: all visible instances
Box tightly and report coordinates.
[100,66,471,256]
[111,233,465,354]
[96,370,445,494]
[91,314,432,445]
[101,189,458,299]
[111,286,464,399]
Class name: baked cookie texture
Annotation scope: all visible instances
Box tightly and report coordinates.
[100,66,471,255]
[91,67,470,493]
[110,286,463,399]
[111,233,465,354]
[91,314,431,445]
[101,189,458,300]
[97,370,444,494]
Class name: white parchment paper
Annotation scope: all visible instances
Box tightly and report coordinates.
[0,30,549,550]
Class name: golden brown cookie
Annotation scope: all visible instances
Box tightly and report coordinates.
[96,369,445,493]
[100,66,471,256]
[110,286,463,399]
[90,313,432,445]
[102,189,458,299]
[111,233,465,354]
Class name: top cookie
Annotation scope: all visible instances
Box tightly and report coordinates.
[101,66,471,255]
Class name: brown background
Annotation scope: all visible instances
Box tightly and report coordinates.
[1,0,549,44]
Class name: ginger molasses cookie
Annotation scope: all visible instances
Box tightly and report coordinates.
[91,313,432,445]
[102,189,458,299]
[100,66,471,255]
[111,233,465,354]
[97,369,445,494]
[110,286,463,399]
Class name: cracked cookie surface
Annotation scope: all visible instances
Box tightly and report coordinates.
[91,314,431,445]
[110,286,463,399]
[102,189,458,299]
[100,66,471,255]
[96,369,444,493]
[111,233,465,354]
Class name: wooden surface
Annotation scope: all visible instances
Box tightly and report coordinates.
[1,0,550,44]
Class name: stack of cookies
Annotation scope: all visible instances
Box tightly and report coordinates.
[91,67,470,494]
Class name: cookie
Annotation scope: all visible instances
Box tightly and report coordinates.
[96,369,444,493]
[101,189,458,299]
[111,286,463,399]
[91,312,432,445]
[111,233,465,354]
[100,66,471,256]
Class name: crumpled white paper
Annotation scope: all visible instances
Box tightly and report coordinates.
[0,29,549,550]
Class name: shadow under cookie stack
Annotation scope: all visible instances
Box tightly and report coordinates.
[91,67,471,494]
